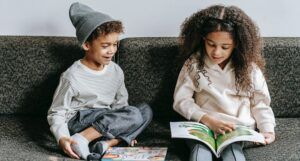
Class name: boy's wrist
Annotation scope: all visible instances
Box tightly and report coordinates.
[58,136,70,145]
[59,136,68,142]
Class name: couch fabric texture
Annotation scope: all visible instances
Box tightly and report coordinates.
[0,36,299,161]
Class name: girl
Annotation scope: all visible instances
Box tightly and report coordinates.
[173,5,276,161]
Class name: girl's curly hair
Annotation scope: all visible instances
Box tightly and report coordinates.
[86,21,124,43]
[179,5,265,94]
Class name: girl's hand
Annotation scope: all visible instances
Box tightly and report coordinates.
[59,136,80,159]
[130,139,138,147]
[262,132,275,144]
[200,114,235,138]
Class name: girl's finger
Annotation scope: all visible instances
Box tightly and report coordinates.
[224,123,235,130]
[214,133,218,139]
[222,126,233,133]
[218,128,225,135]
[265,136,274,144]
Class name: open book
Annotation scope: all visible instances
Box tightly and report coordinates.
[101,147,168,161]
[170,122,265,157]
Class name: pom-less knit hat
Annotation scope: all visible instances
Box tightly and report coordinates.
[69,2,115,46]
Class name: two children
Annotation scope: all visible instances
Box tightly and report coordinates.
[173,5,276,161]
[47,2,152,160]
[48,2,276,161]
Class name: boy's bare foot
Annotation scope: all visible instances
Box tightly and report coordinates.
[130,140,138,146]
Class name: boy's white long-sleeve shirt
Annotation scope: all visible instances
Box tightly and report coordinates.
[47,60,128,143]
[173,54,276,133]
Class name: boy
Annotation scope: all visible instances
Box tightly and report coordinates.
[47,2,152,160]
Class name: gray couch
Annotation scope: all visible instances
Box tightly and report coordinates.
[0,36,299,161]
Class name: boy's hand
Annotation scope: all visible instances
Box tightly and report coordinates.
[130,139,138,147]
[200,114,235,138]
[262,132,275,144]
[59,136,80,159]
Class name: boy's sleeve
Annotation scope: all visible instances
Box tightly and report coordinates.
[111,69,129,109]
[173,62,206,122]
[250,67,276,133]
[47,77,76,143]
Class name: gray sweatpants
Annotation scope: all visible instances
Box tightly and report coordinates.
[187,140,246,161]
[68,103,152,145]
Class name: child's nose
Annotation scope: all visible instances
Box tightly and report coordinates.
[213,47,222,55]
[108,46,115,55]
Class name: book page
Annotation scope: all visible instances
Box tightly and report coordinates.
[216,126,265,157]
[101,147,167,161]
[170,122,216,154]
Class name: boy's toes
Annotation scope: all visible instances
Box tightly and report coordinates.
[87,153,102,161]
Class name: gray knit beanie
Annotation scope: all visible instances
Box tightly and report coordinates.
[69,2,115,46]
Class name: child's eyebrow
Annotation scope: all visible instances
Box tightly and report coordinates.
[205,38,233,46]
[100,41,118,45]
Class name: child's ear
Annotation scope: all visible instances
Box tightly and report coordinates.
[82,42,89,51]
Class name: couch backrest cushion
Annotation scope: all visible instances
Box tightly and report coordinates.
[117,37,300,118]
[1,36,299,117]
[0,36,82,115]
[262,38,300,117]
[116,38,181,119]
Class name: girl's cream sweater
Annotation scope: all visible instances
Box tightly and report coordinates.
[173,54,275,133]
